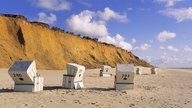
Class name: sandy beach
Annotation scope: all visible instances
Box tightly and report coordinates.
[0,67,192,108]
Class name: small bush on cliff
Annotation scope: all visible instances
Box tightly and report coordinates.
[83,36,99,42]
[51,26,65,32]
[83,36,92,40]
[30,21,50,28]
[1,14,27,20]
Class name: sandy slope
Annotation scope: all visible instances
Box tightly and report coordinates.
[0,67,191,108]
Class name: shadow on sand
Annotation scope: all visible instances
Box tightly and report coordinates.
[143,74,150,75]
[86,87,115,91]
[44,86,115,91]
[0,87,115,92]
[0,88,13,93]
[43,86,63,90]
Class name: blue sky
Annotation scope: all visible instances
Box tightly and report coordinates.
[1,0,192,68]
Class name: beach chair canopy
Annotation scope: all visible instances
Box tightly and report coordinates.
[116,64,134,73]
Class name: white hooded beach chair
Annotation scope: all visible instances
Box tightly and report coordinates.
[99,65,112,77]
[8,60,44,92]
[115,64,135,90]
[151,67,157,75]
[136,67,142,75]
[63,63,85,89]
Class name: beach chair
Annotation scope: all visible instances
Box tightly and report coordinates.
[115,64,135,90]
[151,67,157,75]
[99,65,112,77]
[136,67,142,75]
[62,63,85,89]
[8,60,44,92]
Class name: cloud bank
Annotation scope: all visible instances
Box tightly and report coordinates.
[66,7,132,51]
[144,55,192,68]
[66,7,128,37]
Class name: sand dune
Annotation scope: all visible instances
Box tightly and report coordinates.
[0,67,192,108]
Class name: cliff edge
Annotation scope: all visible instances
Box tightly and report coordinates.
[0,14,152,69]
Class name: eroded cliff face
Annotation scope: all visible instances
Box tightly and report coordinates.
[0,14,152,69]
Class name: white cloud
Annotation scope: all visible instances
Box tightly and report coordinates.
[98,7,128,22]
[99,34,133,51]
[66,7,128,37]
[134,43,151,51]
[66,10,108,37]
[131,38,136,43]
[154,0,184,7]
[157,31,176,42]
[160,45,179,52]
[159,7,192,22]
[37,12,56,24]
[31,0,70,11]
[167,46,179,52]
[184,45,192,52]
